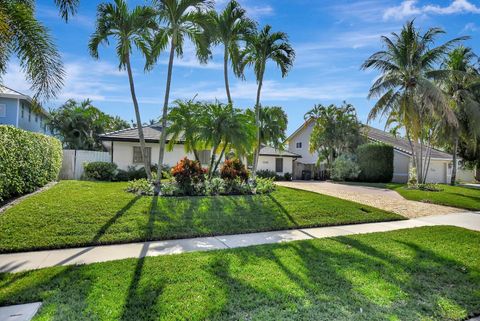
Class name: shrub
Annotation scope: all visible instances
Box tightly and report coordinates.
[171,157,206,195]
[357,143,394,182]
[160,181,180,196]
[418,183,443,192]
[205,177,226,195]
[224,177,252,195]
[115,165,170,181]
[125,179,154,196]
[220,158,249,182]
[408,167,418,188]
[84,162,117,181]
[254,177,276,194]
[331,154,360,181]
[256,169,277,179]
[283,172,292,181]
[0,125,62,202]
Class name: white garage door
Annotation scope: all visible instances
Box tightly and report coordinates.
[425,161,447,183]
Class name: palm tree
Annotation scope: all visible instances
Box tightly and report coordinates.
[166,99,203,161]
[240,25,295,177]
[89,0,156,179]
[206,0,255,103]
[361,21,466,183]
[438,46,480,185]
[248,106,287,150]
[0,0,65,101]
[148,0,213,187]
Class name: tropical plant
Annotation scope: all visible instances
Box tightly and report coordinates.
[240,25,295,177]
[220,158,249,181]
[306,102,362,170]
[436,46,480,185]
[206,0,255,103]
[89,0,157,179]
[148,0,213,187]
[83,162,118,181]
[361,20,466,183]
[331,154,360,181]
[247,106,288,150]
[48,99,129,150]
[166,99,203,161]
[171,157,206,195]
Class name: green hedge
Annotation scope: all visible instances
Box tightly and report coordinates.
[0,125,62,202]
[357,143,394,182]
[84,162,117,181]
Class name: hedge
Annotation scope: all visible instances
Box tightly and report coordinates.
[357,143,394,182]
[83,162,117,181]
[0,125,63,202]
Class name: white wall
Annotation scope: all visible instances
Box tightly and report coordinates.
[287,121,319,164]
[393,151,410,183]
[257,155,293,175]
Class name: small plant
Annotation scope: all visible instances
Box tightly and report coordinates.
[220,158,249,182]
[83,162,117,181]
[408,167,418,188]
[160,181,179,196]
[126,179,154,196]
[171,157,206,195]
[224,177,251,195]
[205,177,225,195]
[417,183,443,192]
[331,154,360,181]
[283,172,292,181]
[256,169,277,179]
[254,177,276,194]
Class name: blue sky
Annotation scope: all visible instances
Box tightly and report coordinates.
[4,0,480,135]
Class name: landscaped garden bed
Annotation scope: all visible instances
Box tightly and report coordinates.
[0,180,403,253]
[0,226,479,320]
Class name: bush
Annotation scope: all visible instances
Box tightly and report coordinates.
[254,177,276,194]
[115,165,170,181]
[171,157,206,195]
[357,143,394,182]
[0,125,62,202]
[418,183,443,192]
[283,172,292,181]
[331,154,360,181]
[256,169,277,179]
[220,158,249,182]
[205,177,226,195]
[160,181,180,196]
[224,177,252,195]
[84,162,117,181]
[125,179,154,196]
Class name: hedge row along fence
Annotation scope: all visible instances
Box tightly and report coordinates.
[0,125,62,202]
[357,143,394,183]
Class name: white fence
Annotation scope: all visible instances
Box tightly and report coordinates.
[59,149,111,180]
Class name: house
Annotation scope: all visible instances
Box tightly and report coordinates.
[99,124,299,175]
[286,118,475,183]
[0,85,51,135]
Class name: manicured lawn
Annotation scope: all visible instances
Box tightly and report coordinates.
[0,226,479,320]
[387,183,480,211]
[0,181,402,253]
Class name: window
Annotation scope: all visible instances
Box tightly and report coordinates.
[132,146,151,164]
[198,150,211,164]
[275,158,283,173]
[296,142,302,148]
[0,104,5,117]
[28,107,31,122]
[35,114,38,122]
[21,104,24,118]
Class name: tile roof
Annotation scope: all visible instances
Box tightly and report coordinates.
[99,123,180,143]
[259,146,301,158]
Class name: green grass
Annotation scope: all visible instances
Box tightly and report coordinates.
[386,183,480,211]
[0,226,479,320]
[0,181,402,253]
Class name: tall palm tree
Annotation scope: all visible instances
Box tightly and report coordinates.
[438,46,480,185]
[89,0,156,179]
[148,0,213,187]
[361,20,466,183]
[247,106,288,150]
[206,0,255,103]
[240,25,295,177]
[0,0,65,101]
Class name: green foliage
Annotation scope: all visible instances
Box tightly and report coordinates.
[160,181,180,196]
[256,169,277,179]
[115,165,170,182]
[83,162,117,181]
[331,154,360,181]
[357,143,394,183]
[220,158,249,181]
[172,157,206,195]
[0,125,62,202]
[224,177,252,195]
[254,177,276,194]
[125,179,154,196]
[417,183,443,192]
[283,172,292,181]
[205,177,226,195]
[408,167,418,188]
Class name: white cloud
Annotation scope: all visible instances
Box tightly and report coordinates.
[462,22,479,32]
[383,0,480,20]
[215,0,274,18]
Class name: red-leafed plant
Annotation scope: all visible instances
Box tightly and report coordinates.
[220,158,249,182]
[171,157,206,195]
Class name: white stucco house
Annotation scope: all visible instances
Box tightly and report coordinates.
[99,124,300,175]
[286,118,475,183]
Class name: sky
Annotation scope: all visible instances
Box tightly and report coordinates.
[4,0,480,135]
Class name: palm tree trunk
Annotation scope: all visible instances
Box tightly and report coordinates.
[214,142,228,174]
[126,55,152,180]
[251,68,264,178]
[156,39,176,190]
[223,47,232,104]
[208,144,219,179]
[193,149,200,162]
[451,137,458,186]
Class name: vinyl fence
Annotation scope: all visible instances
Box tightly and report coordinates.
[59,149,111,180]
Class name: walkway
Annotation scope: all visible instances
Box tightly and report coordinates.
[276,181,459,218]
[0,212,478,273]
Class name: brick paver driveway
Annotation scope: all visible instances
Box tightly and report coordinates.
[276,181,461,218]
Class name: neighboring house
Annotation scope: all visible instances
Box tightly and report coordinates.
[99,124,299,175]
[0,85,51,135]
[286,118,475,183]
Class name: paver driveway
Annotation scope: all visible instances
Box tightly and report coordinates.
[276,181,461,218]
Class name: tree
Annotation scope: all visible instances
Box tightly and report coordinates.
[206,0,255,103]
[247,106,288,149]
[240,25,295,177]
[89,0,157,179]
[166,99,203,161]
[437,46,480,185]
[48,99,130,150]
[306,102,362,171]
[361,21,466,183]
[148,0,213,188]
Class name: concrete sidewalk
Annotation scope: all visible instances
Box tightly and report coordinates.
[1,212,479,273]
